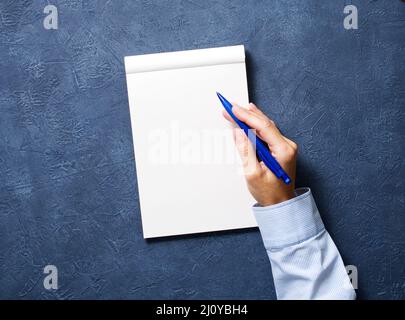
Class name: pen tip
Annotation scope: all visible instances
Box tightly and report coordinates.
[216,92,224,100]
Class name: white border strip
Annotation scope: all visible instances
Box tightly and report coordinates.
[124,45,245,74]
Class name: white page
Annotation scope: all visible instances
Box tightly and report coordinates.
[125,45,257,238]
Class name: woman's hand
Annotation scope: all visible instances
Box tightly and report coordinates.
[223,103,297,206]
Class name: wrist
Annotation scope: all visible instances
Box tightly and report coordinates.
[258,189,296,206]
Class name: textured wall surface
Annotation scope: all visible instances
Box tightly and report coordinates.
[0,0,404,299]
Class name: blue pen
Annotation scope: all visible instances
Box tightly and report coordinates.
[216,92,291,185]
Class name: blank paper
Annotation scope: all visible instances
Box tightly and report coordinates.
[124,45,257,238]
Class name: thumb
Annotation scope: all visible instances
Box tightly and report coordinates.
[233,128,260,176]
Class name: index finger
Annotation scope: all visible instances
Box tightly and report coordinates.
[232,105,286,147]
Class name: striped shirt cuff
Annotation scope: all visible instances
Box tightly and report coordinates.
[252,188,325,250]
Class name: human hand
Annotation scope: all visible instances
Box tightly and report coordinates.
[223,103,297,206]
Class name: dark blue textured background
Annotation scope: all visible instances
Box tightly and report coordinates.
[0,0,404,299]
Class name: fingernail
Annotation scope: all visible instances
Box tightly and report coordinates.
[233,128,243,141]
[232,128,238,142]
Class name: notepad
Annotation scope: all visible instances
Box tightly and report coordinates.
[124,45,257,238]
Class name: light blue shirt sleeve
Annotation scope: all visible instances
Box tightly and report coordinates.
[253,187,356,300]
